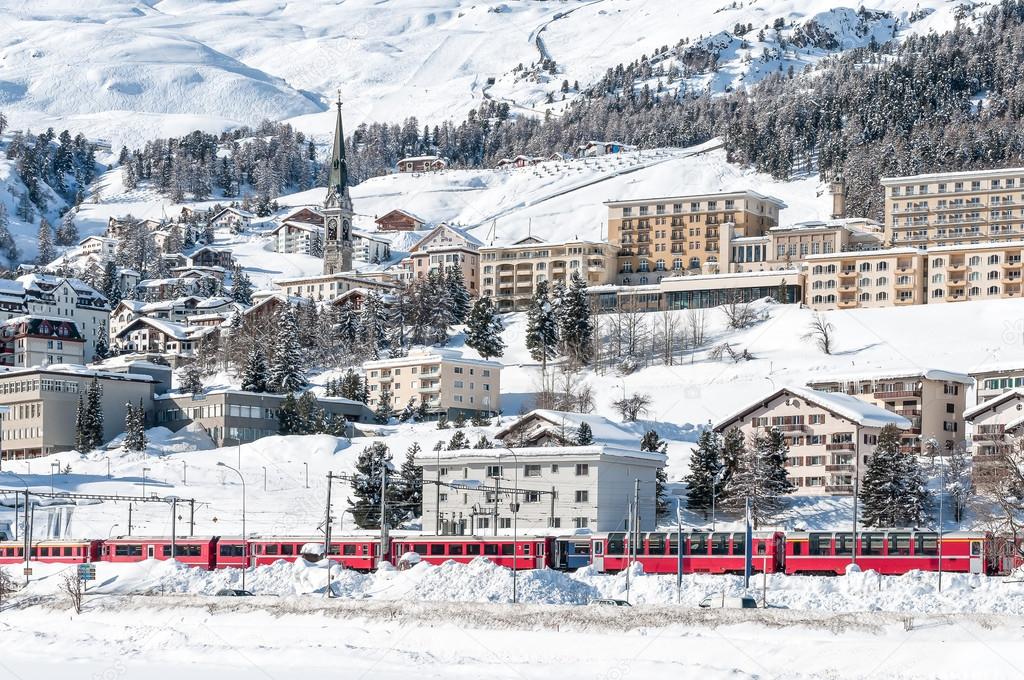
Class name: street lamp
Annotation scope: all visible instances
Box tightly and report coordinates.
[108,523,120,537]
[217,461,247,590]
[6,471,31,585]
[142,467,151,497]
[304,462,309,489]
[262,466,267,492]
[50,462,59,494]
[500,446,520,604]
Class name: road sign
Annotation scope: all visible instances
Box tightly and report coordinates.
[77,563,96,581]
[22,568,32,576]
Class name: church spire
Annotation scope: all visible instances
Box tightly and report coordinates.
[327,91,349,203]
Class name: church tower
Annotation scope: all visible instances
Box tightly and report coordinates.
[323,94,354,274]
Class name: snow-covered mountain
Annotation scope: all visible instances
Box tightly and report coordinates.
[0,0,990,149]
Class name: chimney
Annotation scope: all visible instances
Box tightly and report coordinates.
[830,175,846,219]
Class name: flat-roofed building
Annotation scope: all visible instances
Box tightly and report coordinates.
[963,389,1024,489]
[883,167,1024,247]
[606,191,785,282]
[273,272,396,302]
[924,241,1024,304]
[803,248,925,310]
[363,348,500,418]
[415,444,665,534]
[807,369,970,453]
[479,237,617,311]
[661,269,802,309]
[714,386,912,496]
[970,363,1024,405]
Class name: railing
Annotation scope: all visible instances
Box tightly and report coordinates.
[826,442,855,451]
[874,389,921,398]
[825,485,854,495]
[825,464,855,473]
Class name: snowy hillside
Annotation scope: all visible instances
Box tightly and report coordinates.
[0,0,991,148]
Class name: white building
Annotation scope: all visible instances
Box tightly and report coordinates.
[209,207,255,232]
[353,230,392,263]
[6,275,111,362]
[415,444,665,534]
[269,220,324,255]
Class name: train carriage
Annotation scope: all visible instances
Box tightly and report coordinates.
[784,530,995,575]
[247,537,380,571]
[102,537,218,570]
[389,536,552,570]
[0,540,101,565]
[592,531,785,575]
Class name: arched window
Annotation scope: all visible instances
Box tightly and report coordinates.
[876,262,888,271]
[672,258,683,270]
[825,280,836,289]
[812,281,823,290]
[876,277,888,286]
[876,292,888,301]
[859,277,870,287]
[639,260,650,272]
[931,274,944,284]
[655,259,665,271]
[860,262,871,272]
[989,285,1000,295]
[825,264,837,274]
[969,272,980,281]
[813,295,823,304]
[932,258,944,267]
[897,276,911,285]
[969,286,980,296]
[988,270,1001,280]
[639,276,648,285]
[859,292,871,302]
[989,254,1001,265]
[931,288,944,298]
[813,265,824,275]
[825,294,836,303]
[969,256,981,266]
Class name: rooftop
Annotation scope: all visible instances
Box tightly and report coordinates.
[715,385,913,431]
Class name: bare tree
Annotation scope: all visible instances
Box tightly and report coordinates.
[943,442,972,524]
[687,307,707,348]
[0,566,14,606]
[612,392,652,422]
[722,293,759,329]
[534,365,597,413]
[655,311,682,365]
[803,312,835,354]
[61,569,84,614]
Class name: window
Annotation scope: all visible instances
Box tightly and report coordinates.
[573,517,589,528]
[524,464,541,477]
[575,464,589,476]
[550,464,559,474]
[574,490,589,503]
[861,533,884,556]
[486,465,502,477]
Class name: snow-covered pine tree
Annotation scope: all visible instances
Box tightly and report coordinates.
[445,265,471,324]
[231,266,254,305]
[558,271,594,367]
[179,363,204,395]
[83,378,104,450]
[944,443,972,524]
[464,296,505,359]
[860,424,930,527]
[277,393,300,434]
[358,292,387,360]
[339,369,367,404]
[640,429,670,515]
[348,441,401,529]
[36,218,55,265]
[55,211,79,247]
[296,391,325,435]
[240,346,269,393]
[447,430,470,450]
[398,442,424,518]
[720,426,746,488]
[575,421,594,445]
[759,426,795,499]
[525,280,558,369]
[425,269,452,344]
[0,203,18,261]
[269,304,307,392]
[374,383,394,424]
[683,428,724,513]
[309,229,323,258]
[399,396,417,423]
[163,223,182,254]
[74,394,89,452]
[123,399,147,452]
[93,323,109,361]
[473,434,492,449]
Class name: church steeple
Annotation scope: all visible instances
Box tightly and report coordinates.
[323,90,354,274]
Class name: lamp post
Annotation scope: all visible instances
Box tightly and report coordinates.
[182,461,187,486]
[142,467,151,497]
[50,462,59,494]
[6,471,30,585]
[0,405,8,471]
[217,461,247,590]
[304,462,309,489]
[108,523,119,537]
[262,466,267,492]
[106,456,111,479]
[500,446,520,604]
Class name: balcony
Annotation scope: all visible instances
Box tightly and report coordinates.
[825,464,855,473]
[894,280,915,289]
[899,445,921,454]
[874,388,921,398]
[947,262,966,272]
[895,408,921,417]
[894,297,916,305]
[826,442,855,452]
[825,485,854,495]
[945,293,967,302]
[775,423,806,432]
[1001,260,1023,269]
[837,299,858,309]
[418,383,441,393]
[838,269,857,278]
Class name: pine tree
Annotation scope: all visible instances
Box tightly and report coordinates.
[398,443,424,518]
[374,383,394,424]
[0,203,18,261]
[80,378,104,450]
[399,396,417,422]
[640,429,670,515]
[760,426,795,498]
[359,292,387,359]
[724,427,794,528]
[277,393,300,434]
[445,265,471,324]
[339,369,367,404]
[55,211,79,246]
[93,323,109,361]
[74,394,89,452]
[525,280,558,369]
[348,442,402,529]
[860,424,930,528]
[720,427,746,488]
[269,305,306,392]
[558,271,594,367]
[179,363,204,394]
[575,421,593,445]
[231,267,254,305]
[473,434,492,449]
[296,391,325,434]
[684,429,724,513]
[464,296,505,359]
[240,346,269,393]
[36,218,55,265]
[123,399,147,452]
[447,430,470,450]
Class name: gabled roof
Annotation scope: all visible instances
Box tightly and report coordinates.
[408,223,482,253]
[496,409,648,449]
[714,386,912,431]
[964,388,1024,420]
[375,209,426,224]
[416,444,666,465]
[115,317,212,342]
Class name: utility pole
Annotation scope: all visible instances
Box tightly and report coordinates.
[625,500,632,604]
[937,447,945,593]
[379,464,389,568]
[492,477,499,537]
[852,475,860,568]
[128,502,133,536]
[435,446,441,534]
[22,488,30,586]
[170,497,177,562]
[743,497,752,589]
[182,461,187,486]
[324,471,334,597]
[675,499,683,604]
[633,478,640,562]
[189,499,195,536]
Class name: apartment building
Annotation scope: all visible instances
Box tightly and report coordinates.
[77,236,118,263]
[963,389,1024,489]
[269,220,324,255]
[882,167,1024,247]
[403,224,481,295]
[16,274,110,361]
[153,389,372,445]
[363,348,501,418]
[415,444,664,533]
[803,248,926,310]
[605,191,785,283]
[970,363,1024,405]
[924,241,1024,304]
[714,386,912,496]
[806,369,970,452]
[479,237,617,311]
[0,316,85,368]
[274,272,397,302]
[0,366,155,459]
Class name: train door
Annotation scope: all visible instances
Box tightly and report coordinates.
[592,539,604,572]
[146,544,155,559]
[969,539,983,574]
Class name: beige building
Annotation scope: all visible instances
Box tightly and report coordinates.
[479,237,617,311]
[924,241,1024,304]
[807,369,970,453]
[883,168,1024,248]
[403,224,481,295]
[804,248,925,310]
[714,386,912,496]
[363,349,501,418]
[274,272,397,302]
[963,389,1024,489]
[606,191,785,282]
[0,316,86,368]
[0,366,155,459]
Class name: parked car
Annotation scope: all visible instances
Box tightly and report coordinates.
[215,588,255,597]
[590,598,631,607]
[698,593,758,609]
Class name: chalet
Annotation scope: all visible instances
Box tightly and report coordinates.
[397,155,448,173]
[78,236,118,263]
[403,223,482,294]
[170,266,229,282]
[496,409,647,448]
[106,216,162,238]
[0,316,85,367]
[209,207,254,232]
[496,155,545,169]
[274,273,397,303]
[374,209,427,232]
[112,317,215,362]
[269,221,324,256]
[964,389,1024,489]
[352,230,392,263]
[109,299,147,338]
[280,206,324,226]
[576,140,635,158]
[188,246,234,269]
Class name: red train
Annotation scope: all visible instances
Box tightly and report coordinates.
[0,530,1015,577]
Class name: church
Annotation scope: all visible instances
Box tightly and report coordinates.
[322,95,354,274]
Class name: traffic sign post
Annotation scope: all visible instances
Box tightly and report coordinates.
[78,563,96,593]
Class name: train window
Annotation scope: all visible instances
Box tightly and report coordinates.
[164,545,203,557]
[449,544,464,555]
[593,541,603,556]
[362,544,369,555]
[647,534,666,555]
[67,547,74,557]
[834,533,853,556]
[861,533,884,556]
[756,542,766,556]
[328,544,340,555]
[523,544,530,555]
[30,548,37,557]
[115,545,143,557]
[711,534,729,555]
[890,534,911,556]
[536,542,543,556]
[667,534,679,556]
[40,547,49,557]
[808,534,831,556]
[607,533,626,555]
[483,544,499,556]
[467,544,481,555]
[689,533,707,555]
[732,534,745,556]
[430,544,445,556]
[282,544,295,556]
[220,544,244,557]
[343,544,357,555]
[790,541,802,556]
[413,544,428,555]
[501,544,514,556]
[915,533,938,556]
[971,541,981,556]
[266,544,279,555]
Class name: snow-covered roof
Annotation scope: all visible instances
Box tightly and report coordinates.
[0,363,154,383]
[803,247,922,261]
[771,218,882,233]
[660,268,801,284]
[363,347,501,370]
[807,368,973,386]
[399,155,445,163]
[376,208,426,224]
[715,386,912,431]
[415,444,665,465]
[927,239,1024,254]
[881,167,1024,183]
[963,388,1024,420]
[352,229,391,243]
[115,317,210,341]
[269,220,323,235]
[496,409,648,449]
[17,273,103,297]
[604,190,787,209]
